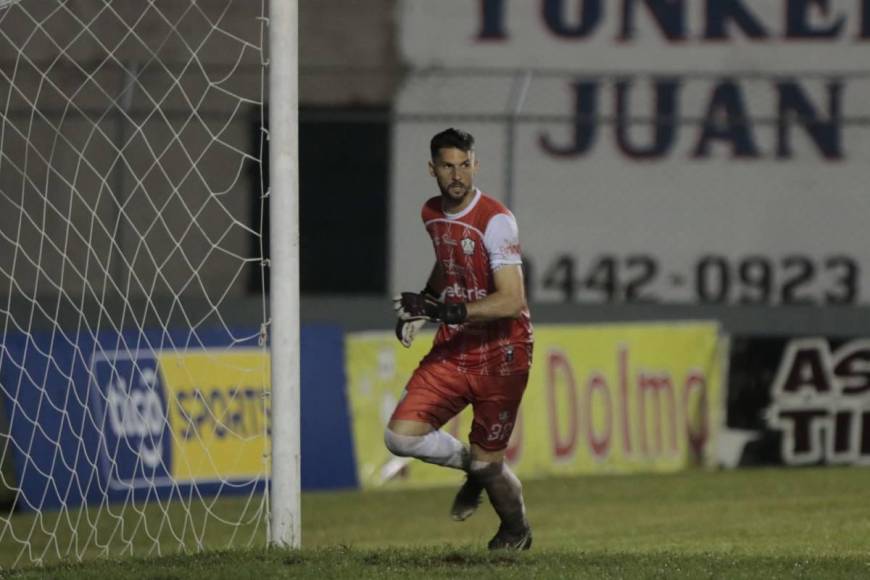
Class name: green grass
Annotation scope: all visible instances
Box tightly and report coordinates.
[4,467,870,579]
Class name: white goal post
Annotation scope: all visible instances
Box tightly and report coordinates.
[0,0,300,566]
[267,0,300,549]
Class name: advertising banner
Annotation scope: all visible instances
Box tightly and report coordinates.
[89,348,271,491]
[727,336,870,467]
[347,322,725,489]
[0,324,355,510]
[391,0,870,306]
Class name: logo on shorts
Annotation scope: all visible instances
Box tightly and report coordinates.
[499,410,510,421]
[461,238,475,256]
[504,346,514,363]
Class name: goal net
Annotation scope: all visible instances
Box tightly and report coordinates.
[0,0,272,567]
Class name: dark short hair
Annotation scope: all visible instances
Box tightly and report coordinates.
[430,128,475,159]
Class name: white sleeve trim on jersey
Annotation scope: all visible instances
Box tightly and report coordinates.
[484,213,523,270]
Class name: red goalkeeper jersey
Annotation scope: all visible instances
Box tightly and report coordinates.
[421,188,533,375]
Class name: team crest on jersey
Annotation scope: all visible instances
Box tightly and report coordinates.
[461,237,475,256]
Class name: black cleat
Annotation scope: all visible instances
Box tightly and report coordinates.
[450,475,484,521]
[487,524,532,551]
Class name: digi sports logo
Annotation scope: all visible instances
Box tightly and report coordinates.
[90,348,271,490]
[767,339,870,466]
[90,351,172,490]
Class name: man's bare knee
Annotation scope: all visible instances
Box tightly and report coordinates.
[470,443,506,464]
[387,419,434,436]
[384,421,435,457]
[384,422,467,470]
[468,445,506,481]
[468,460,502,481]
[468,446,522,492]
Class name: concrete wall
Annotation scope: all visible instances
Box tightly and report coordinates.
[0,0,397,313]
[301,0,398,104]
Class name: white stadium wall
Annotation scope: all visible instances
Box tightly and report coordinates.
[390,0,870,306]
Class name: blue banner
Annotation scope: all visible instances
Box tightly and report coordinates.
[0,324,356,511]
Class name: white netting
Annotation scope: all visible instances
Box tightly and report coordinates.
[0,0,270,567]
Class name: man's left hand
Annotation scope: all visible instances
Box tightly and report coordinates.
[394,292,467,325]
[395,317,426,348]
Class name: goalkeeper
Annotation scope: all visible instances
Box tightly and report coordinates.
[385,128,534,551]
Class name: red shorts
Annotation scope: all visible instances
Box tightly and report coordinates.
[390,359,529,452]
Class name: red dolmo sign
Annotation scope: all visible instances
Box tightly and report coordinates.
[545,346,708,463]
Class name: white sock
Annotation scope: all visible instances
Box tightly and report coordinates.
[384,429,468,470]
[470,460,528,531]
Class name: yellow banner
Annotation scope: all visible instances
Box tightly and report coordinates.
[347,323,724,489]
[158,350,270,483]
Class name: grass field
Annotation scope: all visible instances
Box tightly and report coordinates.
[3,466,870,579]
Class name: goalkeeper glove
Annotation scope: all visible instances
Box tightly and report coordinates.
[394,317,426,348]
[392,286,440,348]
[393,291,468,325]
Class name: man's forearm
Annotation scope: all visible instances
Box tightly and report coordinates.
[464,291,525,322]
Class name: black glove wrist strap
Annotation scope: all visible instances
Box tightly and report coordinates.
[439,302,467,325]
